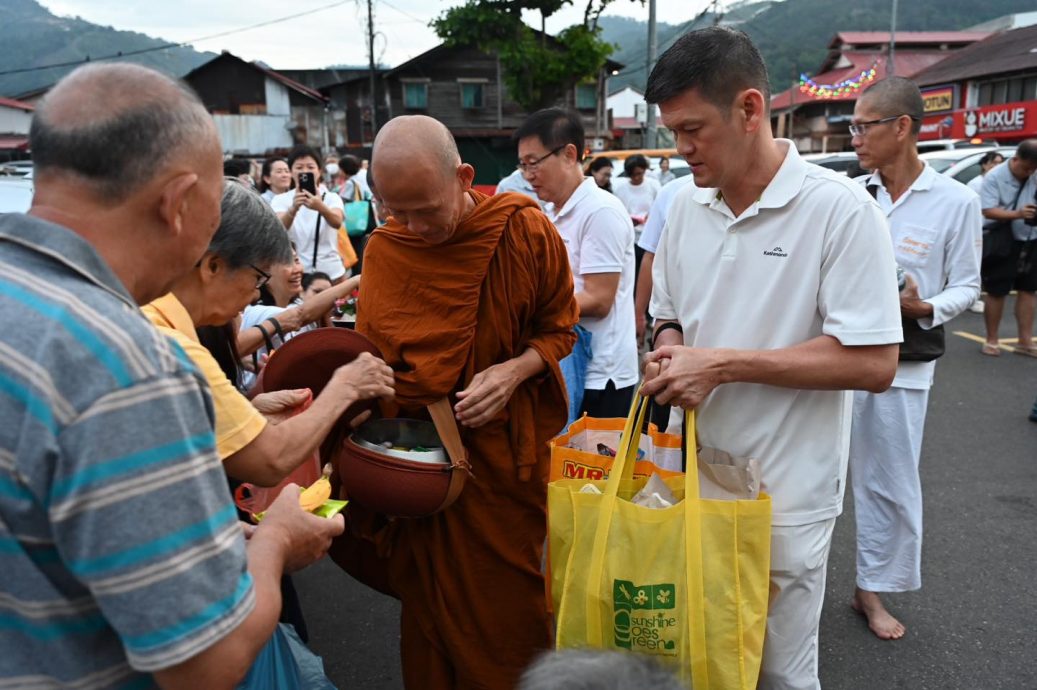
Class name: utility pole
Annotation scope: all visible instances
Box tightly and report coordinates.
[644,0,658,148]
[367,0,379,136]
[888,0,898,76]
[713,0,722,26]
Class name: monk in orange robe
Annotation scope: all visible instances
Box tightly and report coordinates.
[329,115,577,688]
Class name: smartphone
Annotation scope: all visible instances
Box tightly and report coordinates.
[298,172,317,195]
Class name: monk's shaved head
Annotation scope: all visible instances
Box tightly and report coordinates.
[30,63,217,202]
[370,115,460,188]
[368,115,476,245]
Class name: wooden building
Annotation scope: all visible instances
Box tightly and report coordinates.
[183,52,340,156]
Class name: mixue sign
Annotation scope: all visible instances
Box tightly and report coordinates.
[965,105,1027,136]
[920,100,1037,141]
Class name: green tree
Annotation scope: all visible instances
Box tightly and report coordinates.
[432,0,639,112]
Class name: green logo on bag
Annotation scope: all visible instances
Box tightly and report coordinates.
[613,579,678,655]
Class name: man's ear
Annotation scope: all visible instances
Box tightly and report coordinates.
[158,172,200,237]
[457,163,475,191]
[737,89,768,134]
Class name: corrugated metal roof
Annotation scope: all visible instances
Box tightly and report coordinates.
[833,31,990,47]
[912,24,1037,85]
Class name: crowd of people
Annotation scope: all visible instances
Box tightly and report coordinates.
[1,23,1035,690]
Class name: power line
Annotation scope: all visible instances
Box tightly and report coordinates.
[0,0,350,77]
[610,1,719,78]
[379,0,429,25]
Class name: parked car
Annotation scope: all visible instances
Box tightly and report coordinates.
[801,151,861,175]
[916,138,997,154]
[584,148,691,180]
[0,178,33,213]
[920,147,1014,186]
[0,160,33,178]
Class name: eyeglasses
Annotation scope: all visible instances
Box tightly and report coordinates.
[517,145,565,173]
[848,115,919,137]
[249,264,272,290]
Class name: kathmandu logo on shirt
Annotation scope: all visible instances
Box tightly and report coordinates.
[763,246,788,258]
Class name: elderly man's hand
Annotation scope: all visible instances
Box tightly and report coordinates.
[639,345,728,409]
[255,484,345,573]
[454,362,521,428]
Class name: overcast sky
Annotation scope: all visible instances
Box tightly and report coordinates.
[37,0,710,70]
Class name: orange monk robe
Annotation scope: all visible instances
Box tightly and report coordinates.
[331,190,577,689]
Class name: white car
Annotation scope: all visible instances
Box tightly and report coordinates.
[0,178,33,213]
[920,147,1014,186]
[916,138,996,154]
[801,152,861,175]
[0,161,33,178]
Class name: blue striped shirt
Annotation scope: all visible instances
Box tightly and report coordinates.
[0,213,254,689]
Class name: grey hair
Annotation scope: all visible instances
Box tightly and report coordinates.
[860,77,924,136]
[207,179,292,269]
[517,650,687,690]
[29,63,215,202]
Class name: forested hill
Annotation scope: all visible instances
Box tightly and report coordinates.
[603,0,1037,94]
[0,0,213,97]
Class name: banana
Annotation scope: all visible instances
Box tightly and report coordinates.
[298,463,333,512]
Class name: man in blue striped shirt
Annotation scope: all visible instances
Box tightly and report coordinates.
[0,63,344,688]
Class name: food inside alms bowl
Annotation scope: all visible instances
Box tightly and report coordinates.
[337,418,464,517]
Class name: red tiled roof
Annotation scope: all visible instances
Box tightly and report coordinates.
[0,97,34,112]
[613,116,640,129]
[0,136,29,149]
[771,51,952,112]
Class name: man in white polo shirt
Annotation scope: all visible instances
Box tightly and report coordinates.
[634,175,697,342]
[640,28,902,689]
[848,78,981,640]
[515,108,639,417]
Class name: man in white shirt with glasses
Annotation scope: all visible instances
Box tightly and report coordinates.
[848,77,980,641]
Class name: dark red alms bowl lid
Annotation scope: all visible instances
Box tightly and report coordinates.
[254,327,383,423]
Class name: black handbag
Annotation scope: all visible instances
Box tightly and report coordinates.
[899,317,944,362]
[864,183,946,362]
[982,184,1023,261]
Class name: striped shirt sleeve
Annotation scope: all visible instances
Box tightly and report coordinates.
[49,365,254,672]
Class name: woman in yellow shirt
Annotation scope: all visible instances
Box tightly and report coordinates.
[143,179,393,486]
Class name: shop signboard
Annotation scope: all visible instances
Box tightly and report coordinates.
[919,100,1037,141]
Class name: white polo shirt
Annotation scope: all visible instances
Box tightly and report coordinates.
[548,178,639,391]
[613,177,661,224]
[651,141,903,526]
[637,175,697,255]
[271,186,346,279]
[861,164,981,390]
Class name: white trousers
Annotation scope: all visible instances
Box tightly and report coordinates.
[758,519,837,690]
[849,387,929,593]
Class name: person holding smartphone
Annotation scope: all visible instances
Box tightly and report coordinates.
[272,146,347,282]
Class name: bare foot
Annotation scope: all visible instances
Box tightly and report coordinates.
[851,588,906,640]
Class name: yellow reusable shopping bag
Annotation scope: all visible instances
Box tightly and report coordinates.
[549,395,772,689]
